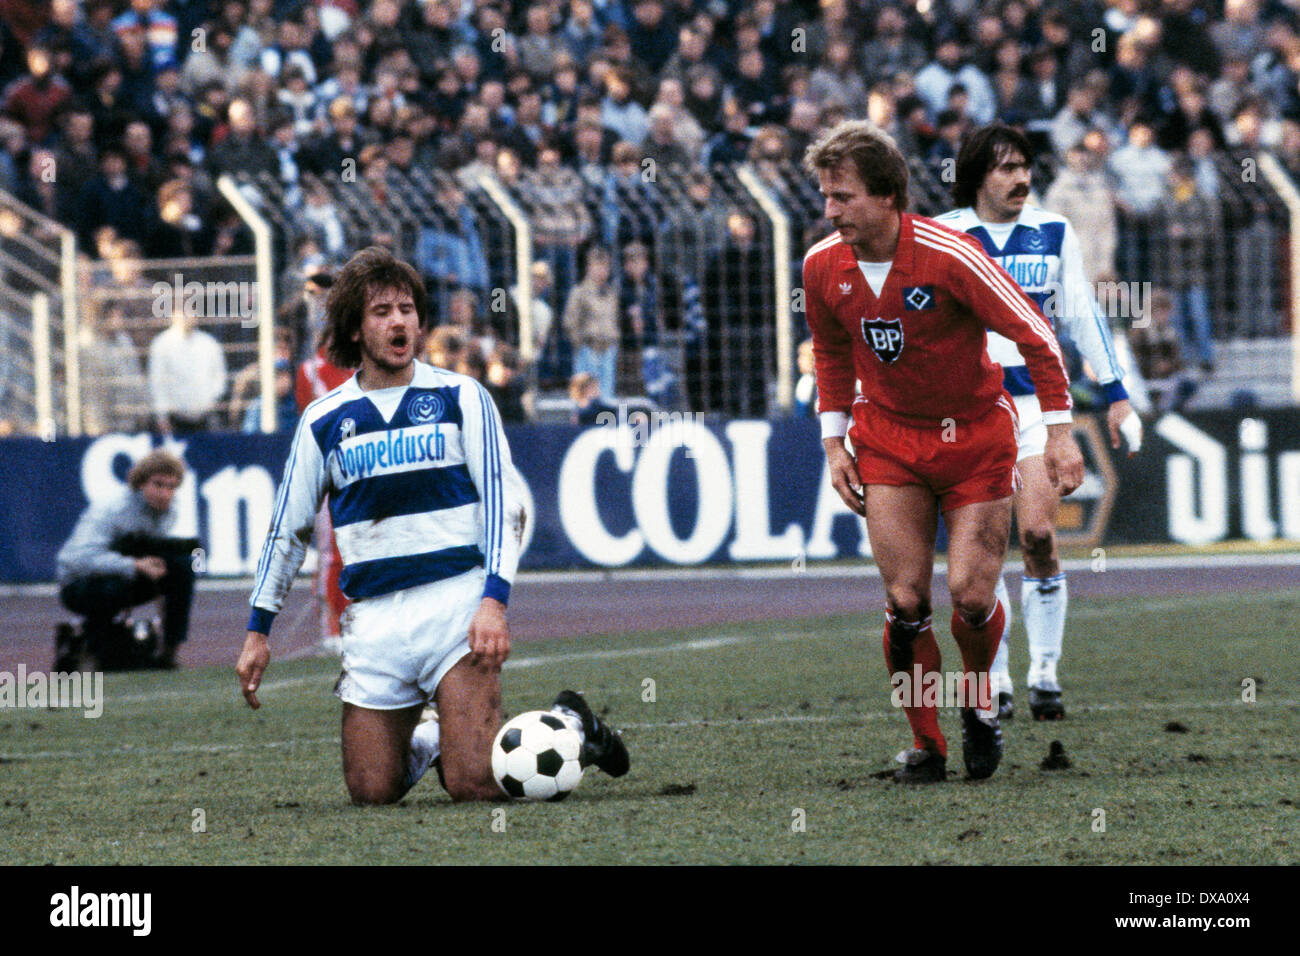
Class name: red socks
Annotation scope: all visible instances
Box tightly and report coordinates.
[882,613,946,757]
[950,600,1005,712]
[882,599,1006,752]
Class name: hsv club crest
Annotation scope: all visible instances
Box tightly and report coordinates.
[902,285,934,310]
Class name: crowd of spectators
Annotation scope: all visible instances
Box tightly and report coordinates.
[3,0,1299,432]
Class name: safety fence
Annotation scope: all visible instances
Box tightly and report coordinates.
[76,255,261,435]
[2,151,1295,440]
[0,195,75,437]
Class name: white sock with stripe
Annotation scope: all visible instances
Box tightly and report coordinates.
[990,574,1013,694]
[404,716,441,791]
[1022,573,1067,690]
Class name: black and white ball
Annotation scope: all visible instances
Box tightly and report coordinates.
[491,710,585,801]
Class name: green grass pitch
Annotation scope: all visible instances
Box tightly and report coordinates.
[1,588,1296,865]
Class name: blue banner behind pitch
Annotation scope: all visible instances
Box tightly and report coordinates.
[0,418,872,582]
[2,410,1298,582]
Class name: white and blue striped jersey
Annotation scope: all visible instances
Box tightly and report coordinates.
[247,361,525,636]
[933,205,1130,404]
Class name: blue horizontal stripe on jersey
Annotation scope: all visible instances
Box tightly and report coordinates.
[339,544,485,600]
[330,463,479,528]
[309,386,464,455]
[1003,365,1036,396]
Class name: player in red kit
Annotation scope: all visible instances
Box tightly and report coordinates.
[801,121,1084,783]
[295,323,353,648]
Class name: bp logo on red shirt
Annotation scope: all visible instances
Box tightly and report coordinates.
[861,317,904,364]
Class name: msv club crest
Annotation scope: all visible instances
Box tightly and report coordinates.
[408,391,446,425]
[861,317,904,364]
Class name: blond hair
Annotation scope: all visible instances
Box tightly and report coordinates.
[127,450,185,490]
[802,119,909,209]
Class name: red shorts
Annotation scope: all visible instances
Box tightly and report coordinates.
[849,395,1020,513]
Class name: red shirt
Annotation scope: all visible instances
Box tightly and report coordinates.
[295,348,353,412]
[1,75,72,143]
[803,212,1072,425]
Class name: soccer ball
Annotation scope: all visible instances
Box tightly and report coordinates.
[491,710,585,801]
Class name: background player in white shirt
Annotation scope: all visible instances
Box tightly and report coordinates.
[237,247,628,803]
[937,124,1144,720]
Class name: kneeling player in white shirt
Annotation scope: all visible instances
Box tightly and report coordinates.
[937,124,1144,720]
[238,247,628,803]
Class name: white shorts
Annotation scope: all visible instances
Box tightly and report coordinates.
[333,567,483,710]
[1012,392,1045,462]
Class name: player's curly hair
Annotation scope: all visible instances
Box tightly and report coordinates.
[325,246,429,369]
[952,122,1034,210]
[802,120,909,210]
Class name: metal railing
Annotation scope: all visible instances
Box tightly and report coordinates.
[4,153,1296,437]
[1109,150,1289,343]
[76,255,260,434]
[0,191,77,435]
[240,156,1299,415]
[1258,153,1300,401]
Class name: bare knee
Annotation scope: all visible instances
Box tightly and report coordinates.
[952,591,994,624]
[346,772,405,806]
[948,573,994,623]
[436,656,504,801]
[441,765,501,803]
[1020,524,1055,559]
[445,783,501,802]
[1024,522,1055,561]
[886,586,931,623]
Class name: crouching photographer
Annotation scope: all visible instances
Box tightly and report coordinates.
[55,451,198,670]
